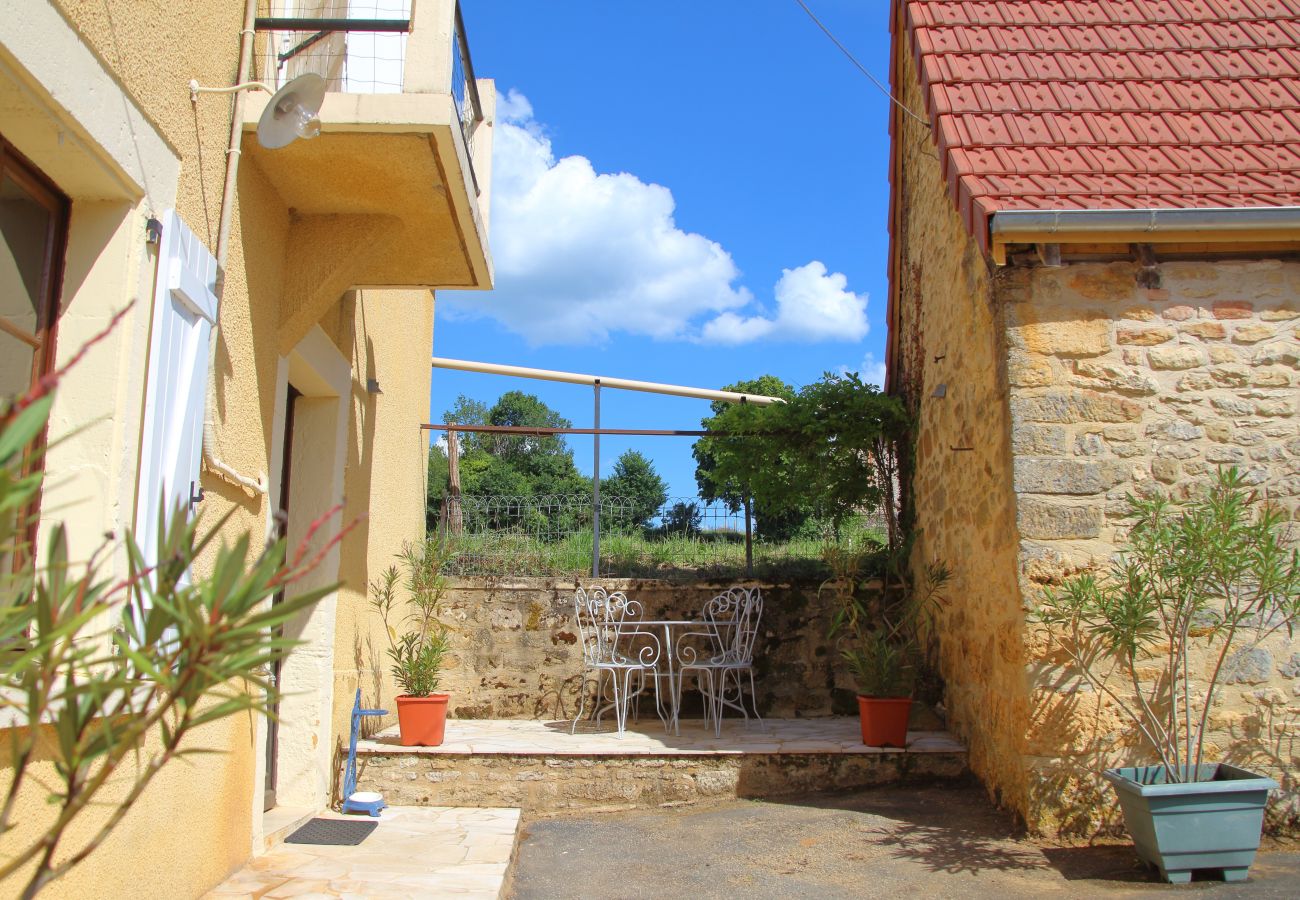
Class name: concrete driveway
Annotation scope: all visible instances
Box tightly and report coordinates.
[508,781,1300,899]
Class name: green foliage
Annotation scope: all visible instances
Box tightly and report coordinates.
[661,500,702,536]
[602,450,668,530]
[370,540,454,697]
[1032,469,1300,783]
[693,375,807,540]
[693,372,909,541]
[425,443,450,528]
[823,535,951,699]
[0,388,342,897]
[430,392,592,533]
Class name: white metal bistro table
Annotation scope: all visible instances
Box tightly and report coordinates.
[623,619,733,736]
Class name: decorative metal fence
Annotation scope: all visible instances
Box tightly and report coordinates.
[437,494,884,579]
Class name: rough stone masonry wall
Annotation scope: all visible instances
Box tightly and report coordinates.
[368,578,947,728]
[1004,260,1300,835]
[893,38,1032,823]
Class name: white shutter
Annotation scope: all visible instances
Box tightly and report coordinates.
[134,210,219,570]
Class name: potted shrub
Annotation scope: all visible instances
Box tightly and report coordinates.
[1033,468,1298,883]
[370,541,454,746]
[824,540,949,748]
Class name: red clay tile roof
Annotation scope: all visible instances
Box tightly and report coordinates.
[902,0,1300,249]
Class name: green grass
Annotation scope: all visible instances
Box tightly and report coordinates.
[441,521,886,583]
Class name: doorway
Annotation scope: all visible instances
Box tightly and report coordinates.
[265,382,301,812]
[256,326,350,825]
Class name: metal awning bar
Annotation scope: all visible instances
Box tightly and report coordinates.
[421,424,729,436]
[431,357,786,406]
[253,17,411,32]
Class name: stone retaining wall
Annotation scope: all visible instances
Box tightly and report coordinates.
[428,578,879,723]
[355,751,967,813]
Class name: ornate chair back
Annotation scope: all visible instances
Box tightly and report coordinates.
[703,586,763,665]
[574,586,641,666]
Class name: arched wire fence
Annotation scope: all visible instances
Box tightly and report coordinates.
[436,493,886,580]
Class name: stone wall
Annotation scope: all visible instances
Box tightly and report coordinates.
[356,749,967,813]
[400,578,875,725]
[1005,260,1300,834]
[892,34,1033,821]
[893,23,1300,837]
[353,577,945,732]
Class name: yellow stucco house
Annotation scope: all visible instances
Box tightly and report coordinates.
[0,1,493,894]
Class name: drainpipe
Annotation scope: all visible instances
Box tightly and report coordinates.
[201,0,268,497]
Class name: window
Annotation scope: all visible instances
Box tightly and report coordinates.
[0,135,68,403]
[0,134,69,566]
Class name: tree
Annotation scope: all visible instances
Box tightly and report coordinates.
[602,450,668,530]
[692,375,809,541]
[435,391,590,498]
[692,372,909,543]
[426,442,449,530]
[429,392,593,536]
[662,500,702,536]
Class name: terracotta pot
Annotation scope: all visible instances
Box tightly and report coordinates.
[857,695,911,748]
[395,693,449,746]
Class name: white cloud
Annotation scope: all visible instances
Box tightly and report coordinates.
[838,351,888,388]
[699,261,868,345]
[442,91,870,348]
[441,90,750,344]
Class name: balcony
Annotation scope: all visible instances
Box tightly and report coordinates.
[241,1,493,349]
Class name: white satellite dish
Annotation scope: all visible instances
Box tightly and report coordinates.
[257,73,326,149]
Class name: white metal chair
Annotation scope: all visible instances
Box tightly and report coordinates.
[677,586,763,736]
[571,587,660,737]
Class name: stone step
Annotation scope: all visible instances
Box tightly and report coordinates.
[356,718,968,814]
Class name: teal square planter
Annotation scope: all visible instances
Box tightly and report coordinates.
[1104,763,1277,884]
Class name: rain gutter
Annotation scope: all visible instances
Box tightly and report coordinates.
[988,206,1300,265]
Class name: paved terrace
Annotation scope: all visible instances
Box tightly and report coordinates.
[355,718,968,812]
[206,807,519,900]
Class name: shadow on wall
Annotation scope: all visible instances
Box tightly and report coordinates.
[1026,658,1300,838]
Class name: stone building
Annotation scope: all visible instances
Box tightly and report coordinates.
[886,1,1300,834]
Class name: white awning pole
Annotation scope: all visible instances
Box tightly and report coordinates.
[432,357,785,406]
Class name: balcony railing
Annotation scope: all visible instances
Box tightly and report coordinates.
[255,1,484,162]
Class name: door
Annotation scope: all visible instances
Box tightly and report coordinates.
[265,383,300,811]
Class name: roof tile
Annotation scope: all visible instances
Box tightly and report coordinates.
[903,1,1300,249]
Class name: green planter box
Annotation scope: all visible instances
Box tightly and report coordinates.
[1104,764,1277,884]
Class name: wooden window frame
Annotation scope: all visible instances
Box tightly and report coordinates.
[1,133,72,554]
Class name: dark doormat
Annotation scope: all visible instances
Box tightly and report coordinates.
[285,818,378,846]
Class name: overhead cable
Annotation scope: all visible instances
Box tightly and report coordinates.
[792,0,931,129]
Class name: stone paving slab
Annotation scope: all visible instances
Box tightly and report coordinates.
[357,717,967,757]
[206,806,520,899]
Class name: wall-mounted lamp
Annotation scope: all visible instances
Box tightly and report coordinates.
[145,216,163,245]
[189,73,326,149]
[931,383,947,399]
[366,378,383,395]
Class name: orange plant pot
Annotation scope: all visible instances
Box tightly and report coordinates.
[857,695,911,748]
[395,693,449,747]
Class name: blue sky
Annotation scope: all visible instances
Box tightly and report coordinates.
[433,0,894,499]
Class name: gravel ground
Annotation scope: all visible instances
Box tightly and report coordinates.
[508,781,1300,899]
